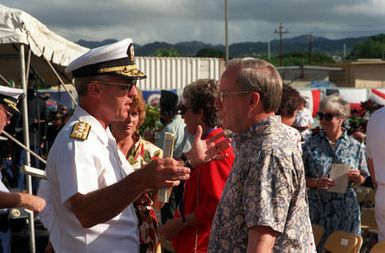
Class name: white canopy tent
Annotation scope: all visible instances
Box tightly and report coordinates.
[0,4,88,85]
[0,4,88,252]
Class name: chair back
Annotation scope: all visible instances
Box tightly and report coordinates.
[361,208,378,231]
[312,224,324,247]
[370,241,385,253]
[353,235,363,253]
[323,231,362,253]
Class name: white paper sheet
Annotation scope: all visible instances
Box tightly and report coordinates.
[327,163,350,193]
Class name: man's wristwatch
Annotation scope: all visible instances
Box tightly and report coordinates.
[181,153,193,169]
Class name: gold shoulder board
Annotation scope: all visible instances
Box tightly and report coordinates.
[70,121,91,141]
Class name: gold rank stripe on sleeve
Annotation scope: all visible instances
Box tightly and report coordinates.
[70,121,91,141]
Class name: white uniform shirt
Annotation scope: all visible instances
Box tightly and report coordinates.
[46,106,138,253]
[367,107,385,185]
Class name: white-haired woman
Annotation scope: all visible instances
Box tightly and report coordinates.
[302,94,369,250]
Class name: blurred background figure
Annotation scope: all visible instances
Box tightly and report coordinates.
[0,85,46,253]
[155,90,193,226]
[156,90,192,159]
[294,96,314,141]
[158,79,234,253]
[110,89,163,253]
[14,85,47,193]
[302,94,369,250]
[276,84,302,151]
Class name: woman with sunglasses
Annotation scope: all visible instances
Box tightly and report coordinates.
[302,94,369,251]
[158,79,234,253]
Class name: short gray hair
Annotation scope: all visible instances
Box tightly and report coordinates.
[226,58,282,112]
[74,76,94,97]
[319,94,350,118]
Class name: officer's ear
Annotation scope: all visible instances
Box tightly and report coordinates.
[88,81,104,97]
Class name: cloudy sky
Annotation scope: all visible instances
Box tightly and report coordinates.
[2,0,385,45]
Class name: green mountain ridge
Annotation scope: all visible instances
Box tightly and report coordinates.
[76,35,371,58]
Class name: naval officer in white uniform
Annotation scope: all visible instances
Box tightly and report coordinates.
[45,38,229,253]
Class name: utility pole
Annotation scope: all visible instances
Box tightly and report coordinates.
[274,23,288,66]
[308,33,313,65]
[224,0,229,63]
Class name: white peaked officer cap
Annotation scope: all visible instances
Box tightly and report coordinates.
[65,38,146,80]
[0,85,23,114]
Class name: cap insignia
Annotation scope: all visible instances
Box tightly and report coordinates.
[70,121,91,141]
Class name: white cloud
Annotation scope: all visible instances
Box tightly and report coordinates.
[2,0,385,44]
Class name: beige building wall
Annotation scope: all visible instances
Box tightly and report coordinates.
[329,60,385,88]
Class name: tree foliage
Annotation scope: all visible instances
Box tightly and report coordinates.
[153,47,183,57]
[260,52,335,66]
[195,48,225,58]
[348,33,385,59]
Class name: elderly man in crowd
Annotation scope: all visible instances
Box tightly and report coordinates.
[367,106,385,242]
[208,58,315,253]
[0,85,46,253]
[44,38,228,253]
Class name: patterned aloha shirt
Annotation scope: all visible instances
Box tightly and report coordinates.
[209,116,315,253]
[127,137,163,253]
[302,130,368,249]
[127,137,163,170]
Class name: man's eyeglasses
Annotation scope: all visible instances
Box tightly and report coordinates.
[94,80,136,92]
[218,90,251,102]
[317,112,338,121]
[179,104,191,115]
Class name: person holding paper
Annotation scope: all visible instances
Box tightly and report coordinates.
[43,39,230,253]
[158,79,234,253]
[302,94,369,250]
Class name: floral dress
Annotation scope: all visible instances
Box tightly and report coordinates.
[302,130,369,250]
[127,137,163,253]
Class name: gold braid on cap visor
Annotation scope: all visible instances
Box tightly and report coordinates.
[3,98,19,114]
[98,64,146,78]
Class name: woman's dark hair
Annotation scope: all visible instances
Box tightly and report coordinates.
[182,79,219,128]
[276,84,301,118]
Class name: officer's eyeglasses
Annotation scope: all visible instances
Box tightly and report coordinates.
[217,90,251,102]
[94,80,137,92]
[317,112,338,121]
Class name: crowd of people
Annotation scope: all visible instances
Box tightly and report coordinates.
[0,37,383,253]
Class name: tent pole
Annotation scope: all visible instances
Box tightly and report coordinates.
[25,47,32,81]
[1,131,46,165]
[0,74,9,86]
[44,59,78,106]
[20,44,36,253]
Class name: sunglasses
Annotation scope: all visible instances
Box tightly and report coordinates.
[317,112,338,121]
[179,104,191,115]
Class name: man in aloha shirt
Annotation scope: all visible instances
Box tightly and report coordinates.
[208,58,316,253]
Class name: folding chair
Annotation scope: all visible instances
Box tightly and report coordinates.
[323,230,362,253]
[363,189,376,208]
[370,241,385,253]
[312,224,324,247]
[361,208,378,233]
[353,235,363,253]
